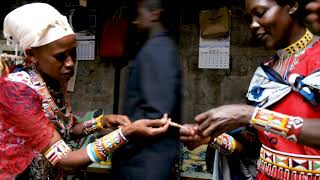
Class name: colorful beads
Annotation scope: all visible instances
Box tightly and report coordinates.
[44,140,71,165]
[83,115,104,135]
[210,133,237,155]
[86,128,128,163]
[284,29,313,55]
[250,108,303,142]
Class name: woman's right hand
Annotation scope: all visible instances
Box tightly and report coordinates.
[100,114,131,129]
[180,124,213,150]
[195,104,254,138]
[121,118,170,138]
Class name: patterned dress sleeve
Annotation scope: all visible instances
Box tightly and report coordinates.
[0,78,55,179]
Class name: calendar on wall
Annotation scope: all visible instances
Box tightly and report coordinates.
[198,36,230,69]
[76,33,95,60]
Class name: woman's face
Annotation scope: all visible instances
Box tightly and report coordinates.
[29,34,77,82]
[245,0,293,49]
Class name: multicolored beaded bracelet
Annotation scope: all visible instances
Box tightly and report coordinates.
[250,107,304,142]
[210,133,237,155]
[83,115,104,135]
[44,140,71,165]
[86,128,128,163]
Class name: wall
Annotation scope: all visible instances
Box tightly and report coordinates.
[69,59,116,115]
[69,5,274,122]
[178,6,273,123]
[0,2,274,122]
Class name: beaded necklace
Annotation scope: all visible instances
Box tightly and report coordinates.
[28,65,74,136]
[272,29,314,80]
[283,29,313,55]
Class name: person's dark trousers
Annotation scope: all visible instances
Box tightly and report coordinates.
[111,133,179,180]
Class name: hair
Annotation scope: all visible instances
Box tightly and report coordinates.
[242,0,311,25]
[136,0,179,38]
[138,0,170,27]
[274,0,311,24]
[141,0,163,11]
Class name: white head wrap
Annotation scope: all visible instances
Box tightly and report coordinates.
[3,3,74,51]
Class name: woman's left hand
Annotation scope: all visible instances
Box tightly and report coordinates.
[195,104,255,137]
[180,124,213,150]
[101,115,131,129]
[122,118,170,138]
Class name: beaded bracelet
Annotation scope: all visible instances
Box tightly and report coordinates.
[86,128,128,162]
[83,115,104,135]
[250,107,304,142]
[210,133,237,155]
[44,140,71,165]
[86,143,100,163]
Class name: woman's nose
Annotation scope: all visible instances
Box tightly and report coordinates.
[250,18,260,30]
[64,55,75,69]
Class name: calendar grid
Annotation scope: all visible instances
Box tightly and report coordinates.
[76,33,95,60]
[198,36,230,69]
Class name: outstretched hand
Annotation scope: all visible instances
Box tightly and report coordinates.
[195,104,254,137]
[101,115,131,129]
[179,124,213,150]
[123,114,170,138]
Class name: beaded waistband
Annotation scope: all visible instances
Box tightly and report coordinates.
[258,145,320,179]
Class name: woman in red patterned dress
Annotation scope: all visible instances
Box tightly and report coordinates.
[180,0,320,179]
[0,3,170,179]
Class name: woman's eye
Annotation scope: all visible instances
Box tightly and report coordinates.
[54,53,66,62]
[255,10,265,18]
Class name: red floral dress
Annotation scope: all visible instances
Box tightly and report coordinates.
[0,68,79,179]
[0,72,55,179]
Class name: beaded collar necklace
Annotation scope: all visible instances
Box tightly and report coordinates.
[28,65,73,130]
[268,29,316,80]
[283,29,313,55]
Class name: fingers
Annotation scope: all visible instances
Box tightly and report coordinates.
[180,135,198,142]
[202,123,223,137]
[181,135,212,150]
[194,110,210,123]
[142,118,168,127]
[306,13,319,22]
[162,113,168,119]
[121,115,131,126]
[179,124,196,136]
[107,115,131,127]
[305,1,320,12]
[305,1,320,30]
[132,118,170,137]
[199,120,221,137]
[117,115,131,125]
[149,121,170,135]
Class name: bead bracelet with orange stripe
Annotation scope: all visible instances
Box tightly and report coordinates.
[250,107,303,142]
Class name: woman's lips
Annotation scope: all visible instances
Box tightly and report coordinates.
[256,33,268,41]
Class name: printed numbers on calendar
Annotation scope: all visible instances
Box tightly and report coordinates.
[199,48,229,69]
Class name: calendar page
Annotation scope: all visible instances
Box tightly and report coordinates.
[76,33,95,60]
[199,36,230,69]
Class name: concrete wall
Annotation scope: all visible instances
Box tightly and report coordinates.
[69,7,273,123]
[178,7,273,123]
[69,59,115,115]
[0,5,273,123]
